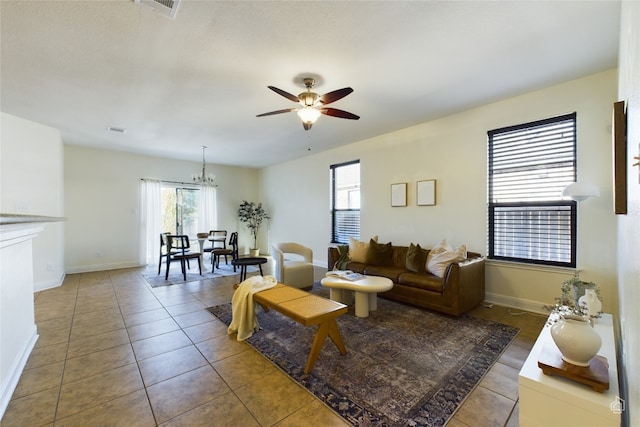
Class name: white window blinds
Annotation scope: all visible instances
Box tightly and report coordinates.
[488,113,577,267]
[330,160,360,244]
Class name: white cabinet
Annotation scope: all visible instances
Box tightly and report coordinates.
[519,314,621,427]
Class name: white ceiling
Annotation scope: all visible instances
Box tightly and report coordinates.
[0,1,620,168]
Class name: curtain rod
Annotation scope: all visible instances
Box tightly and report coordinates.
[140,178,217,187]
[140,178,195,186]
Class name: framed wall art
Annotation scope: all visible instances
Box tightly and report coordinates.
[612,100,627,215]
[391,183,407,207]
[417,179,436,206]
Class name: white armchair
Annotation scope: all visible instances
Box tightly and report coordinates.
[271,242,314,289]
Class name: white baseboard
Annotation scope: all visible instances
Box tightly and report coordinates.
[0,328,38,420]
[65,261,142,274]
[34,272,66,292]
[484,292,548,315]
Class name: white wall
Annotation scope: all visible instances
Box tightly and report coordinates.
[617,2,639,425]
[0,112,65,290]
[261,70,618,315]
[64,145,260,272]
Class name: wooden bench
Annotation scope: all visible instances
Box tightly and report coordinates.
[253,283,348,374]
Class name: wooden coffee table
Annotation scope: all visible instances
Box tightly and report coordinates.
[320,275,393,318]
[253,284,348,374]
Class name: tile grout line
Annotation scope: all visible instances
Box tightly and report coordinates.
[50,273,80,426]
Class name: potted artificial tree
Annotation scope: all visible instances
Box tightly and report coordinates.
[238,200,269,256]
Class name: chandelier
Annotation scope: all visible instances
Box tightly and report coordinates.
[192,146,216,186]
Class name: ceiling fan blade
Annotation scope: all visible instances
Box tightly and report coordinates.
[318,87,353,105]
[256,108,297,117]
[320,108,360,120]
[268,86,300,103]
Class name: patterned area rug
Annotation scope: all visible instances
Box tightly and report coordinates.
[207,286,519,427]
[141,261,260,287]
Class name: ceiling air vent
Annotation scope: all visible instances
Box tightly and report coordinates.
[135,0,180,20]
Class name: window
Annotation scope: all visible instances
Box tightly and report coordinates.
[330,160,360,244]
[161,186,199,236]
[488,113,577,267]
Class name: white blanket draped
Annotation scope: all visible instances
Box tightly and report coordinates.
[228,275,278,341]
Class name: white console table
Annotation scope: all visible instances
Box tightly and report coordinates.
[519,313,621,427]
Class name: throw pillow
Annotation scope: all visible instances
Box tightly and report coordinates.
[333,244,351,270]
[406,243,428,273]
[426,239,467,278]
[349,235,378,263]
[366,239,394,266]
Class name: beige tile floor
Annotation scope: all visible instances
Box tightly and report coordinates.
[1,263,547,427]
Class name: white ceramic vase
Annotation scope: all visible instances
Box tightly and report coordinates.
[550,315,602,367]
[578,289,602,322]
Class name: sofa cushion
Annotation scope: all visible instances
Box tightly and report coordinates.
[363,265,406,282]
[349,235,377,263]
[405,243,428,273]
[398,272,444,293]
[346,261,366,274]
[426,239,467,278]
[366,239,394,266]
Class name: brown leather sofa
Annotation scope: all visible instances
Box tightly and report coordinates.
[327,244,485,316]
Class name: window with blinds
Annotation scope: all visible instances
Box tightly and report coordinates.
[488,113,577,267]
[330,160,360,244]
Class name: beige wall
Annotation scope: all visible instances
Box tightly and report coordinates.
[261,70,619,315]
[0,112,65,290]
[64,145,260,273]
[617,1,639,425]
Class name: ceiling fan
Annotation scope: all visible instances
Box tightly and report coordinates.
[257,78,360,130]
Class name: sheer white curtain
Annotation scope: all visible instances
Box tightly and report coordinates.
[198,185,217,234]
[139,179,162,266]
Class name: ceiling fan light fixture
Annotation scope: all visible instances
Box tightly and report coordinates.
[298,91,318,107]
[297,106,321,124]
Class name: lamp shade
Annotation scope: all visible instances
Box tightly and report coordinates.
[297,106,321,124]
[562,182,599,202]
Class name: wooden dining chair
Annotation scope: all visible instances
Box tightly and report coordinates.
[163,234,202,280]
[212,232,238,272]
[158,232,192,275]
[209,230,227,250]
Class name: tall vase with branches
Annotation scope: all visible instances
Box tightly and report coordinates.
[238,200,269,253]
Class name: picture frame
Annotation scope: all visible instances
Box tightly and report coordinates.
[612,101,627,215]
[391,182,407,207]
[417,179,436,206]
